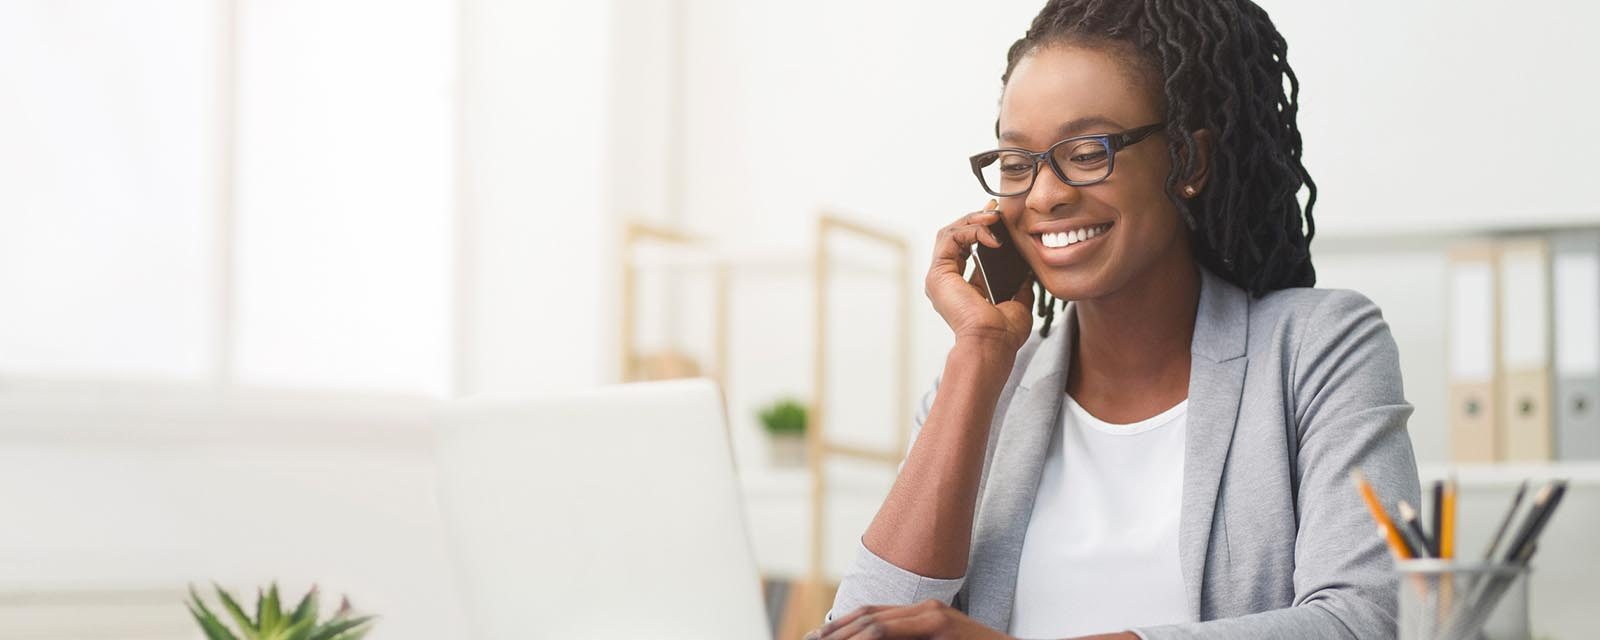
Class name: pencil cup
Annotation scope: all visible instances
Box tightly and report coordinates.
[1396,559,1530,640]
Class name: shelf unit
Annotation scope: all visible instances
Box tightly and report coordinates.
[1418,461,1600,487]
[1315,211,1600,244]
[620,213,913,640]
[1315,213,1600,473]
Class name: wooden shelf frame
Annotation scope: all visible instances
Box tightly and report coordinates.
[799,213,913,629]
[619,222,731,389]
[618,214,913,637]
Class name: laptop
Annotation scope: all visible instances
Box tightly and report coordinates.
[436,379,770,639]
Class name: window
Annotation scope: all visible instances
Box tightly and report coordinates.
[0,0,454,395]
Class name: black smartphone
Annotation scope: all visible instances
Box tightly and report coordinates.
[971,219,1032,304]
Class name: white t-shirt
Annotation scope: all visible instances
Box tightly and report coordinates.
[1008,392,1193,638]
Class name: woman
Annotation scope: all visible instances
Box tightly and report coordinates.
[813,1,1419,639]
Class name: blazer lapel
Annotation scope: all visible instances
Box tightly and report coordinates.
[962,307,1074,630]
[1178,267,1250,620]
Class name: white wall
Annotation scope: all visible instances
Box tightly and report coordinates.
[233,0,454,394]
[1268,0,1600,237]
[457,0,618,396]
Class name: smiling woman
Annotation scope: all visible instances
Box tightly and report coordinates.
[817,1,1418,639]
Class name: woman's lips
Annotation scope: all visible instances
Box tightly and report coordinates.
[1032,223,1112,267]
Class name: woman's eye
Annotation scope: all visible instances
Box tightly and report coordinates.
[1070,151,1108,165]
[1000,162,1032,174]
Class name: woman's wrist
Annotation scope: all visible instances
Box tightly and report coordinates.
[940,338,1022,410]
[949,334,1021,370]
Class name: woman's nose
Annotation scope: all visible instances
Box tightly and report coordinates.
[1025,164,1083,212]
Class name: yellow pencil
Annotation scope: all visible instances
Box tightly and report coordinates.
[1352,470,1413,559]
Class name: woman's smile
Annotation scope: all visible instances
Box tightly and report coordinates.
[1029,220,1114,267]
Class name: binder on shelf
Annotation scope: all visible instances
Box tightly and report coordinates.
[1448,243,1500,462]
[1496,237,1553,461]
[1552,229,1600,460]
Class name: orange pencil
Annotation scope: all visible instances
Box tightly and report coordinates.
[1441,475,1457,559]
[1352,470,1413,559]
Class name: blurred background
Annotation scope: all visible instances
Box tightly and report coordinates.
[2,0,1598,638]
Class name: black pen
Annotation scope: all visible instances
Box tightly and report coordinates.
[1396,500,1433,559]
[1504,480,1568,565]
[1481,480,1529,562]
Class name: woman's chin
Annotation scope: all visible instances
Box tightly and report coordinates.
[1025,260,1091,298]
[1036,277,1101,304]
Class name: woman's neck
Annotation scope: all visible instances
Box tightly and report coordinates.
[1066,249,1201,413]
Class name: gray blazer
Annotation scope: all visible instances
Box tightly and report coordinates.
[827,266,1421,639]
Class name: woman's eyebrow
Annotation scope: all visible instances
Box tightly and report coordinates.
[998,115,1127,144]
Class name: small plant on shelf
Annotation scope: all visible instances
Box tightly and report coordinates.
[186,582,374,640]
[758,397,808,468]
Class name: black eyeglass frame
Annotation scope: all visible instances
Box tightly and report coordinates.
[969,122,1166,197]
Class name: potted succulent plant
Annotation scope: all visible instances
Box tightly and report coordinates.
[758,397,808,468]
[186,582,374,640]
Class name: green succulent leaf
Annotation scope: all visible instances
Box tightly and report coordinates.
[288,585,319,626]
[306,615,375,640]
[254,588,267,633]
[260,583,283,632]
[325,626,373,640]
[273,614,318,640]
[213,583,261,639]
[187,598,242,640]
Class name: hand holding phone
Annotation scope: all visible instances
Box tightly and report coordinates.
[926,200,1036,352]
[971,207,1033,305]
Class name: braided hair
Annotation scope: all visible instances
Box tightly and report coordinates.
[1001,0,1318,337]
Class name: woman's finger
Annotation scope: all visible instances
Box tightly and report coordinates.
[962,204,1004,249]
[962,209,1001,228]
[938,202,999,240]
[816,605,890,638]
[821,603,937,640]
[978,222,1004,248]
[839,609,946,639]
[930,224,996,274]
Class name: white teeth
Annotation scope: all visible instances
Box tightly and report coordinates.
[1039,224,1110,249]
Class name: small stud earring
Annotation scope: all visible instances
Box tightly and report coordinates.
[1183,185,1197,197]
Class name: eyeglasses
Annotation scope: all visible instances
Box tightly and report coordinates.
[969,122,1165,197]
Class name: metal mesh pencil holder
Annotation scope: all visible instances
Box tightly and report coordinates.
[1396,559,1530,640]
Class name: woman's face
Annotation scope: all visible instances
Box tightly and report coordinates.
[996,44,1192,302]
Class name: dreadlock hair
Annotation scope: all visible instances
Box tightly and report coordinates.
[1002,0,1318,338]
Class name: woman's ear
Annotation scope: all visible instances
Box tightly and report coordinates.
[1183,128,1213,197]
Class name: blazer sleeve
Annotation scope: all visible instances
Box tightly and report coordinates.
[824,374,967,623]
[1133,290,1422,640]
